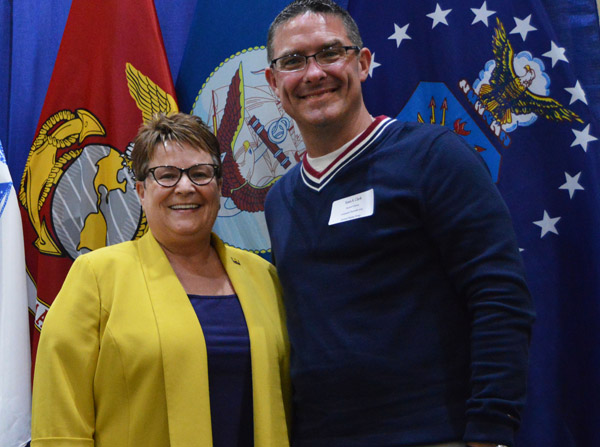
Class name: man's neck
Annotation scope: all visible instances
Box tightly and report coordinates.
[301,108,374,158]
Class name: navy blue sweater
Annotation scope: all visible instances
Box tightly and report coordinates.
[265,117,534,447]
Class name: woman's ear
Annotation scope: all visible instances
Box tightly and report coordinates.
[135,181,145,203]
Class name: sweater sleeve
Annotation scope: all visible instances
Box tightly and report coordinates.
[419,130,535,447]
[31,256,100,446]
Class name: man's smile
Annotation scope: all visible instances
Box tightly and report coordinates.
[299,87,337,99]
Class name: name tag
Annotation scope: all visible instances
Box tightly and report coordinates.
[328,189,374,226]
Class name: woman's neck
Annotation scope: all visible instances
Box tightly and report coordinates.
[159,237,235,296]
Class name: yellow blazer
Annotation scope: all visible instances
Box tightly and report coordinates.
[32,231,291,447]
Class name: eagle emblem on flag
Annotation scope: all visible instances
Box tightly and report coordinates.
[478,18,582,126]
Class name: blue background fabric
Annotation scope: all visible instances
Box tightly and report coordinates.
[1,1,599,446]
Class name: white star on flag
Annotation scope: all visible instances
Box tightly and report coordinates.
[565,80,588,105]
[388,23,411,47]
[571,124,598,152]
[369,53,381,78]
[510,15,537,41]
[543,41,568,67]
[533,210,561,238]
[471,1,496,26]
[559,172,584,199]
[426,4,452,29]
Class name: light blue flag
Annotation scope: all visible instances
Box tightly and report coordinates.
[0,139,31,447]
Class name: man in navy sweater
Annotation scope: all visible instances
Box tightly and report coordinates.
[264,1,535,446]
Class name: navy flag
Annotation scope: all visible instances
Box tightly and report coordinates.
[176,0,316,260]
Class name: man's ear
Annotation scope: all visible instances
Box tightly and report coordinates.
[358,47,372,82]
[265,66,280,97]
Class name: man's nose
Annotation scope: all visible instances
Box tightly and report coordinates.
[303,56,326,80]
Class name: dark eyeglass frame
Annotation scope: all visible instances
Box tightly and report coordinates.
[270,45,361,72]
[146,163,220,187]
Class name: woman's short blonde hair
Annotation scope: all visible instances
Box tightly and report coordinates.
[131,112,221,181]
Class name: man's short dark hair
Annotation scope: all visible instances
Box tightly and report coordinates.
[266,0,363,62]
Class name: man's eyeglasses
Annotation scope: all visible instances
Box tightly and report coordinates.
[147,164,219,187]
[270,46,360,72]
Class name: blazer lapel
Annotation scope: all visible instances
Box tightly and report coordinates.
[212,234,289,445]
[137,231,213,446]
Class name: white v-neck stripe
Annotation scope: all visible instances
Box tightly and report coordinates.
[301,116,394,192]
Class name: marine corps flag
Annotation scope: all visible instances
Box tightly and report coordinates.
[19,0,177,362]
[344,1,599,446]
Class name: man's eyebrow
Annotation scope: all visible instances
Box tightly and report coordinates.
[319,39,345,49]
[277,39,345,57]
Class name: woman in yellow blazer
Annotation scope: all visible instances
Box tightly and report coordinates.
[31,113,291,447]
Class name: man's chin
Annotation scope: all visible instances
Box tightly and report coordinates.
[296,109,340,129]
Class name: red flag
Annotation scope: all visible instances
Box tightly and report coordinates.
[18,0,177,361]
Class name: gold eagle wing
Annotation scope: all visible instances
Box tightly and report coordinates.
[126,62,178,122]
[512,90,582,123]
[489,18,582,123]
[489,17,516,89]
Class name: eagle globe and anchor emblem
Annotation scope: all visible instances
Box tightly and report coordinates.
[19,63,176,262]
[192,46,305,256]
